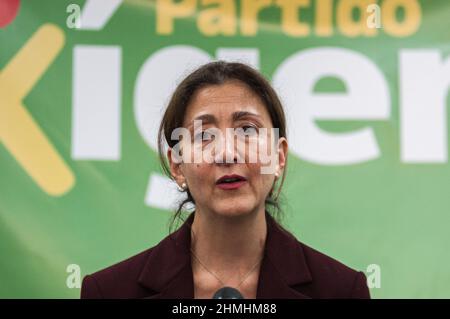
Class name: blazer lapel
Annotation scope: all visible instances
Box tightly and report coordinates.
[138,214,195,299]
[256,213,313,299]
[144,264,194,299]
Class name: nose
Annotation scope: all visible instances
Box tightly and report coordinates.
[214,129,239,164]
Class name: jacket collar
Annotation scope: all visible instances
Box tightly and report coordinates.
[138,212,312,299]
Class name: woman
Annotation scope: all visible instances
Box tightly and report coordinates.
[81,61,370,299]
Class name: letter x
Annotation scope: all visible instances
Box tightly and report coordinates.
[0,24,74,196]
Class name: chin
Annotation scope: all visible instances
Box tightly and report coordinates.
[211,200,259,218]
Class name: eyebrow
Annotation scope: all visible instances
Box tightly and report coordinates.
[188,111,262,128]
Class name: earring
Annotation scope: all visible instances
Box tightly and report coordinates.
[178,182,187,191]
[274,164,280,179]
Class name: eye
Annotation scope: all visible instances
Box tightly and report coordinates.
[240,125,258,136]
[194,130,214,142]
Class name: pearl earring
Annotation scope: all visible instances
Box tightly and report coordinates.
[274,164,281,179]
[178,182,187,191]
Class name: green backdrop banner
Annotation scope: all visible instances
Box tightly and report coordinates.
[1,0,450,298]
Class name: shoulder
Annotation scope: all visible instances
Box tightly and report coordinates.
[80,236,172,299]
[81,216,192,299]
[264,217,370,299]
[296,239,370,298]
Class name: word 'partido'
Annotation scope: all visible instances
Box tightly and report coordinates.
[156,0,422,38]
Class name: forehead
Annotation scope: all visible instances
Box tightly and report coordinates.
[183,81,272,126]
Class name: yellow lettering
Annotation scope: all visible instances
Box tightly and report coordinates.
[156,0,197,34]
[276,0,311,37]
[337,0,377,37]
[154,0,421,38]
[0,24,75,195]
[198,0,236,36]
[240,0,273,36]
[382,0,421,37]
[315,0,333,36]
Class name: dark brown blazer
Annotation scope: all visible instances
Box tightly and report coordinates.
[81,212,370,299]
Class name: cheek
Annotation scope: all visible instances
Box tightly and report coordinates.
[243,134,276,165]
[184,163,210,187]
[248,164,274,193]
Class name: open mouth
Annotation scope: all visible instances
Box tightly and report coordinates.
[216,174,246,184]
[216,174,247,190]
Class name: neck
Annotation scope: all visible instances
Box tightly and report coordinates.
[190,206,267,274]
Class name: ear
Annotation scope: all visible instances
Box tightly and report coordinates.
[167,147,185,186]
[276,137,288,176]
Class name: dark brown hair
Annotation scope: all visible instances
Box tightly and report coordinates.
[157,61,288,231]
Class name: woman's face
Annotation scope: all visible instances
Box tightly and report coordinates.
[168,80,288,218]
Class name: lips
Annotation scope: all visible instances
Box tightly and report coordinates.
[216,174,247,190]
[216,174,247,185]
